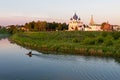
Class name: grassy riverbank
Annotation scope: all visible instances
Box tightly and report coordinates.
[10,31,120,57]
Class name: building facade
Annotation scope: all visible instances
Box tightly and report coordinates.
[85,15,101,31]
[68,13,84,31]
[112,25,120,31]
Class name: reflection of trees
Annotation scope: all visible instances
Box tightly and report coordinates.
[26,53,80,61]
[0,34,10,40]
[114,58,120,64]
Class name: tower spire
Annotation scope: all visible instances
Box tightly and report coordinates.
[89,15,94,25]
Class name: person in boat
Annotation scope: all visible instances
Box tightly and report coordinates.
[26,51,32,57]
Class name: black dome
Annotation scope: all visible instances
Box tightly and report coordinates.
[73,13,78,20]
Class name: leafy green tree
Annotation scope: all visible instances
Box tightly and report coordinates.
[62,23,68,30]
[30,21,35,30]
[23,21,68,31]
[7,25,18,34]
[56,23,62,30]
[0,27,8,33]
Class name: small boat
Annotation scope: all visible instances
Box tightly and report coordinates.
[26,51,32,57]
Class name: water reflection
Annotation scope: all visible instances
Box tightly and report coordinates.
[19,45,120,65]
[114,58,120,64]
[25,51,117,64]
[0,34,10,40]
[25,49,120,65]
[1,35,120,80]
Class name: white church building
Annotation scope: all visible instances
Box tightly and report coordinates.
[68,13,84,31]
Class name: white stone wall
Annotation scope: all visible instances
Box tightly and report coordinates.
[85,25,101,31]
[68,20,84,31]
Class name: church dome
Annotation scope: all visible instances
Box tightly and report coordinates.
[73,13,78,20]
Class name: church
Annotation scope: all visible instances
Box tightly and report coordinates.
[68,13,84,31]
[85,15,101,31]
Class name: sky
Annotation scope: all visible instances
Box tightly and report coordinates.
[0,0,120,26]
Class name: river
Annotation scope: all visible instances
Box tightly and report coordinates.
[0,36,120,80]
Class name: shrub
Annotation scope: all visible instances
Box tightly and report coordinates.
[105,35,114,40]
[83,38,95,45]
[115,39,120,49]
[101,32,108,37]
[102,34,114,46]
[95,36,104,44]
[72,38,80,43]
[85,32,96,38]
[104,39,113,46]
[112,32,120,40]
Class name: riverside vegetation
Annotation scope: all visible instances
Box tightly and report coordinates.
[10,31,120,58]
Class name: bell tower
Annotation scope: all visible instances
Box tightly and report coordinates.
[89,15,94,25]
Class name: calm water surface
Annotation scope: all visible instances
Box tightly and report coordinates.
[0,36,120,80]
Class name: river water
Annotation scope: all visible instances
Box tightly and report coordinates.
[0,36,120,80]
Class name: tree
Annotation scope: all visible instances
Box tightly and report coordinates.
[101,22,113,31]
[7,25,18,34]
[0,27,8,33]
[56,23,62,30]
[101,22,106,29]
[23,21,68,31]
[30,21,35,30]
[61,23,68,30]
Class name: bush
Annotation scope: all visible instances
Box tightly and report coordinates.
[104,39,113,46]
[95,36,104,44]
[101,32,108,37]
[112,32,120,40]
[83,38,95,45]
[72,38,80,43]
[115,39,120,49]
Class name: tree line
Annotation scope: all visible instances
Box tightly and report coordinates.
[24,21,68,31]
[0,21,68,34]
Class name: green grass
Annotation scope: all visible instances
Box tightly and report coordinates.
[10,31,120,57]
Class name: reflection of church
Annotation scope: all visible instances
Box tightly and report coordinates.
[68,13,84,31]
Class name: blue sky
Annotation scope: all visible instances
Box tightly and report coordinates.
[0,0,120,26]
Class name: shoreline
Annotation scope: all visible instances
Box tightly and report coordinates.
[10,31,120,58]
